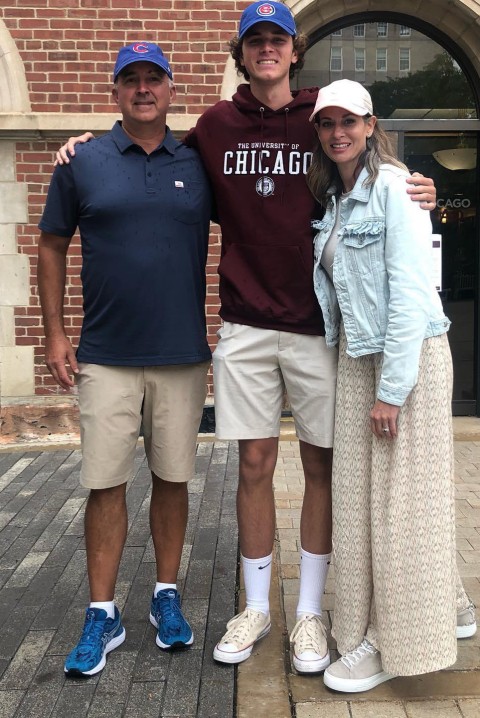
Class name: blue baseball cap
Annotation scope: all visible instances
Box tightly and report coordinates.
[239,2,297,38]
[113,42,173,82]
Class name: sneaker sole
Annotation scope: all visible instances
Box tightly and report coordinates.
[323,668,393,693]
[293,650,331,674]
[149,612,194,649]
[213,623,271,664]
[457,622,477,639]
[64,627,126,677]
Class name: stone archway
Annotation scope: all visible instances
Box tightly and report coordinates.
[221,56,241,101]
[0,20,30,113]
[220,0,480,97]
[292,0,480,76]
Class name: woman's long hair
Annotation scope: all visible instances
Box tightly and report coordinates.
[306,117,408,207]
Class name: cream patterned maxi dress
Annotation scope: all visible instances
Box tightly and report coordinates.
[332,329,471,675]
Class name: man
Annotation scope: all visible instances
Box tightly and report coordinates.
[54,3,437,675]
[185,2,438,673]
[38,43,212,677]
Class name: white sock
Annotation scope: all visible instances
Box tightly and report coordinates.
[242,553,272,615]
[296,548,331,619]
[154,582,176,598]
[89,600,115,619]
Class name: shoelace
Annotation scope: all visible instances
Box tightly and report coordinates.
[76,610,108,657]
[290,614,326,654]
[157,593,183,635]
[340,639,377,668]
[222,608,263,644]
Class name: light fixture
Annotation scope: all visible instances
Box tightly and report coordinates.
[433,147,477,170]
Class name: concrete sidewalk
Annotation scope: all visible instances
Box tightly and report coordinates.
[0,417,479,718]
[239,418,480,718]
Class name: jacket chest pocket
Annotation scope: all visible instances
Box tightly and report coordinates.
[312,218,334,263]
[341,220,385,277]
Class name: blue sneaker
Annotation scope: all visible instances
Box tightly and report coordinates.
[149,589,194,649]
[64,606,126,676]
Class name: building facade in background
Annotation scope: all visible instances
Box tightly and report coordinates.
[1,1,480,439]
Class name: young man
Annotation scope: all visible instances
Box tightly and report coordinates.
[38,43,212,677]
[184,2,437,673]
[54,3,438,674]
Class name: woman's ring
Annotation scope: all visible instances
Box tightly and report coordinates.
[382,426,389,433]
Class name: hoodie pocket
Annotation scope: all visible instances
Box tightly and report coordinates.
[218,242,314,323]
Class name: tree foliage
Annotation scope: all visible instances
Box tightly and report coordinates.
[369,51,474,118]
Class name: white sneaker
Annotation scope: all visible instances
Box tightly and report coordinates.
[457,602,477,639]
[213,608,271,664]
[323,639,394,693]
[290,614,330,673]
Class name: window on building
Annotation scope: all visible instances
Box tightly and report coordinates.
[399,48,410,72]
[294,22,477,121]
[330,47,342,71]
[377,22,388,37]
[377,48,387,72]
[353,24,365,38]
[331,29,342,36]
[399,25,411,36]
[355,47,365,72]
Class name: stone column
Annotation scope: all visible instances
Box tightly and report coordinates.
[0,141,33,403]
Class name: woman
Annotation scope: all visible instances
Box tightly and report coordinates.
[307,79,476,693]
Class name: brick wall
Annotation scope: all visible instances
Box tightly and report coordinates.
[1,0,248,398]
[1,0,242,114]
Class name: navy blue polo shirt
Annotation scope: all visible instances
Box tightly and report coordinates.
[39,122,212,366]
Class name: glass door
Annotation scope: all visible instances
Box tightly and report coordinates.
[403,133,478,414]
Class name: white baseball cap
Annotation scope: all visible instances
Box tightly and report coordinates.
[309,79,373,122]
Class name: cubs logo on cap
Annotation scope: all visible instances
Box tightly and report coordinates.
[132,43,149,54]
[238,1,297,38]
[257,3,276,17]
[113,42,173,82]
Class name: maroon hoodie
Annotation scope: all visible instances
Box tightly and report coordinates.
[185,84,325,335]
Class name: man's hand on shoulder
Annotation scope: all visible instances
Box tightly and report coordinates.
[406,172,436,211]
[54,132,95,166]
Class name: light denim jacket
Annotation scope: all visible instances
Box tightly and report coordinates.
[312,164,450,406]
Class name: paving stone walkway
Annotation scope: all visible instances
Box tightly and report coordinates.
[270,438,480,718]
[0,442,238,718]
[1,428,479,718]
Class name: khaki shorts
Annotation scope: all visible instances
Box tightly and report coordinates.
[77,362,209,489]
[213,323,337,447]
